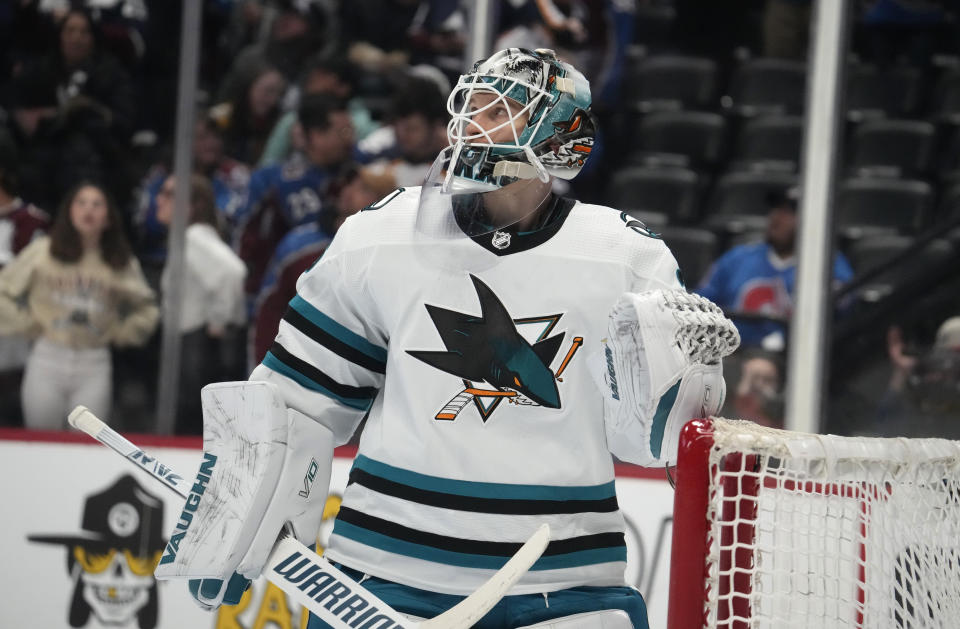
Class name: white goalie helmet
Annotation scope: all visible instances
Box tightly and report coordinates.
[442,47,598,193]
[416,48,597,243]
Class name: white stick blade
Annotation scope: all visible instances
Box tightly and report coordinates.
[419,523,551,629]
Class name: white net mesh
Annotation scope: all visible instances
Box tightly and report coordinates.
[703,419,960,628]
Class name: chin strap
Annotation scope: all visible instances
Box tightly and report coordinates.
[443,142,552,194]
[522,146,552,182]
[493,160,539,180]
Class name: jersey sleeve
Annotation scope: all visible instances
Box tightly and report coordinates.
[251,238,329,365]
[234,166,272,229]
[185,226,247,329]
[249,218,387,445]
[833,251,855,285]
[0,236,45,335]
[108,257,160,347]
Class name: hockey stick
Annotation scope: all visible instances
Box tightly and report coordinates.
[553,337,583,382]
[68,405,550,629]
[435,387,516,420]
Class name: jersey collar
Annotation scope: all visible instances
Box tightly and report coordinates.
[461,195,576,256]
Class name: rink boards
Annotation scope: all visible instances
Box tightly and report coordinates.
[0,429,676,629]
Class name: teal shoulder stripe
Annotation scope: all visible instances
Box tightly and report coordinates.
[353,455,616,501]
[331,523,626,571]
[650,379,682,458]
[262,352,373,411]
[289,295,387,363]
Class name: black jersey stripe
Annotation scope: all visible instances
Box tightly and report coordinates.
[266,342,379,403]
[336,507,625,558]
[282,307,387,374]
[349,468,619,515]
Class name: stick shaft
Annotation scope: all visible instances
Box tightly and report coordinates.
[69,405,189,498]
[420,523,550,628]
[555,336,583,379]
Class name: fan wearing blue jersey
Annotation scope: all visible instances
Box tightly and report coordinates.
[250,165,396,368]
[235,92,356,302]
[696,187,853,349]
[157,48,738,629]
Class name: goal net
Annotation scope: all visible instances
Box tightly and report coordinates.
[667,418,960,629]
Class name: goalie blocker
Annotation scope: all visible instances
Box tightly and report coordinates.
[154,381,334,609]
[599,289,740,467]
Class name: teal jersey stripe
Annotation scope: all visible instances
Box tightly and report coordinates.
[262,351,373,411]
[331,521,626,571]
[650,379,682,458]
[353,455,616,501]
[288,295,388,363]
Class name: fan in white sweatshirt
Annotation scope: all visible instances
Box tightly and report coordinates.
[156,175,247,335]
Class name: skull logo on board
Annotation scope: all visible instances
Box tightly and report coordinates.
[29,475,166,628]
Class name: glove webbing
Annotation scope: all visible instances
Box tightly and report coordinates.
[659,292,741,366]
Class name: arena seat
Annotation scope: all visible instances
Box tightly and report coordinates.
[606,165,701,223]
[621,54,718,112]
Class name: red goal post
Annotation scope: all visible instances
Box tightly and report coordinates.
[667,418,960,629]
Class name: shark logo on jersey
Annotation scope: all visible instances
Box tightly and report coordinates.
[408,274,583,422]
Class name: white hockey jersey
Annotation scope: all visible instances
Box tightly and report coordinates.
[249,187,683,596]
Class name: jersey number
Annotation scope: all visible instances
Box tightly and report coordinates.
[362,188,404,212]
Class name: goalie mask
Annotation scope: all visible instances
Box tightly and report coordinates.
[445,47,596,192]
[417,48,597,241]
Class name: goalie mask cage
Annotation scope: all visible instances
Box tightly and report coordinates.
[667,418,960,629]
